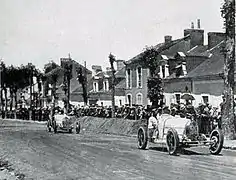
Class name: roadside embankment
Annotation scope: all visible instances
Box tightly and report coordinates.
[75,116,144,136]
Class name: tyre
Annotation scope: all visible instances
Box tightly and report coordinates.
[166,128,179,155]
[209,129,224,155]
[137,126,148,149]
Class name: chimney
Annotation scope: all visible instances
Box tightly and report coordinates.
[164,35,172,43]
[116,59,125,71]
[207,32,225,49]
[191,22,194,29]
[184,21,204,48]
[197,19,201,29]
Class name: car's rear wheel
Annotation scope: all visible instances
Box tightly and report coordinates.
[166,128,179,155]
[137,127,148,149]
[209,129,224,155]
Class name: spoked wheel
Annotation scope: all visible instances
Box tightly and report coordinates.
[166,128,179,155]
[137,127,148,149]
[209,129,224,155]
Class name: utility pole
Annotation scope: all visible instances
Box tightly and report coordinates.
[109,53,116,118]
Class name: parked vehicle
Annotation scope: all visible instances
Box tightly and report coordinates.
[137,114,224,155]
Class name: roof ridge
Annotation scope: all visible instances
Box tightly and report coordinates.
[207,40,225,52]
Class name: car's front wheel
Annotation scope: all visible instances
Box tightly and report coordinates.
[166,128,179,155]
[137,126,148,150]
[209,129,224,155]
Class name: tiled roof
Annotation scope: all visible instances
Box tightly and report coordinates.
[115,78,126,89]
[186,41,225,78]
[115,67,125,78]
[186,52,223,78]
[126,35,190,65]
[187,45,208,56]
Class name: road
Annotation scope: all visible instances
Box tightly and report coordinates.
[0,120,236,180]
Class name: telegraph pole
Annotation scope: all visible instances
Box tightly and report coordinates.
[109,53,116,118]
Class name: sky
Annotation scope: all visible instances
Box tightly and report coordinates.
[0,0,224,71]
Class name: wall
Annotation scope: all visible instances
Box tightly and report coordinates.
[163,78,224,108]
[125,67,149,106]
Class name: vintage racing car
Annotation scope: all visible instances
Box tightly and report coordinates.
[47,113,75,133]
[137,114,224,155]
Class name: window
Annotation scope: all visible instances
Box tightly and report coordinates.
[175,94,180,104]
[136,93,143,105]
[126,69,132,89]
[93,82,98,92]
[202,96,209,104]
[161,65,165,78]
[136,67,142,88]
[103,80,109,91]
[119,100,122,106]
[127,94,132,106]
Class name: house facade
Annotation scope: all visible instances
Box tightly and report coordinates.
[124,20,230,108]
[87,60,126,107]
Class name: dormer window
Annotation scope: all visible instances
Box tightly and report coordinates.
[136,67,142,88]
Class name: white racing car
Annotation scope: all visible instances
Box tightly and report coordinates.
[137,114,224,155]
[47,113,74,133]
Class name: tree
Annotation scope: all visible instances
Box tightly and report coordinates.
[44,61,62,116]
[0,61,6,118]
[143,46,164,108]
[76,66,88,106]
[63,60,73,112]
[109,53,116,118]
[221,0,235,139]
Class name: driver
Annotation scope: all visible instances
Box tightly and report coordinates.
[148,109,158,142]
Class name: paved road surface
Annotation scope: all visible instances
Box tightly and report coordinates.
[0,120,235,180]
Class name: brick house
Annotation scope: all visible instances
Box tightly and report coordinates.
[124,21,231,108]
[87,60,126,107]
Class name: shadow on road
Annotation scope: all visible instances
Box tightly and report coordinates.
[149,146,220,156]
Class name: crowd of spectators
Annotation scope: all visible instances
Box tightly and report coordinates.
[1,95,235,135]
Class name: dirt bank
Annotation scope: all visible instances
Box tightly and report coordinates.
[75,116,145,136]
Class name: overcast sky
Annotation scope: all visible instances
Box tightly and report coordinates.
[0,0,224,71]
